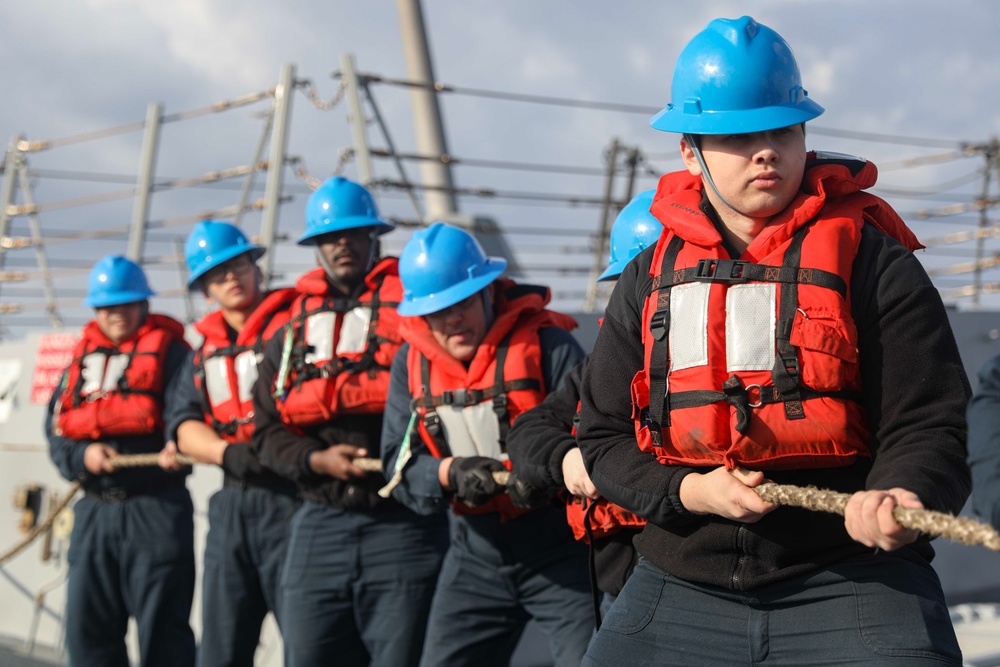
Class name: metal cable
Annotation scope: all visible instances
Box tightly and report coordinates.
[350,71,975,148]
[16,89,274,153]
[375,178,616,207]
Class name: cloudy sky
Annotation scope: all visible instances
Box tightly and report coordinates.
[2,0,999,335]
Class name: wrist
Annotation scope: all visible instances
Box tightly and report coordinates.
[438,457,454,490]
[306,449,321,475]
[678,471,705,515]
[212,440,228,467]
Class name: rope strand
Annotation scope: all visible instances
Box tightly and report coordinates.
[754,483,1000,551]
[4,457,993,569]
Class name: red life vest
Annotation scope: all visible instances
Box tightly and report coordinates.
[404,279,577,520]
[193,288,296,443]
[55,313,189,440]
[274,259,403,427]
[566,497,646,543]
[633,154,922,471]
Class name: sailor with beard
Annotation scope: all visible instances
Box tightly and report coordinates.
[251,177,448,667]
[381,222,594,667]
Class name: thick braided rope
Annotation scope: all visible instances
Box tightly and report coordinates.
[6,457,995,567]
[112,456,995,544]
[112,454,509,481]
[354,456,510,484]
[107,452,196,468]
[754,482,1000,552]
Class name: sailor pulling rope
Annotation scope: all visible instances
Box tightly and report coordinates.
[3,454,999,569]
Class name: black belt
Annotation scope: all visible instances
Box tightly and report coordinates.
[223,473,298,497]
[85,477,186,502]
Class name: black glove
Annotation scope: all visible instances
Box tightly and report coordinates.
[448,456,506,507]
[221,443,265,480]
[506,473,557,510]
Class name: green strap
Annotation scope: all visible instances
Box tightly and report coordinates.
[378,411,418,498]
[272,327,295,400]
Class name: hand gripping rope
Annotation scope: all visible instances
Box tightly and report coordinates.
[3,456,997,568]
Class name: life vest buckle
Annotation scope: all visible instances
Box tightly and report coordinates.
[649,309,669,341]
[694,258,748,283]
[442,388,471,407]
[424,411,443,437]
[722,375,752,435]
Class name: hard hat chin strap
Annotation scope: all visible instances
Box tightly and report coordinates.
[365,231,380,274]
[684,133,746,219]
[314,246,337,279]
[481,286,493,332]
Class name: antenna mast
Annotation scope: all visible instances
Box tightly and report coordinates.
[396,0,456,220]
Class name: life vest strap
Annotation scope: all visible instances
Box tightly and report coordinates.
[653,260,847,299]
[414,379,540,409]
[668,378,864,435]
[416,327,536,458]
[69,344,158,407]
[281,278,394,391]
[647,235,685,436]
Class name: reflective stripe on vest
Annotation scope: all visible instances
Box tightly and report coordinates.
[302,307,373,365]
[203,350,258,406]
[79,352,131,397]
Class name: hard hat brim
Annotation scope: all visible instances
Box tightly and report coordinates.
[597,262,625,283]
[397,261,507,318]
[649,100,824,135]
[296,217,395,245]
[186,245,266,289]
[84,291,155,308]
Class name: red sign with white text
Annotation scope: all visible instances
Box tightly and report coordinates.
[30,332,79,404]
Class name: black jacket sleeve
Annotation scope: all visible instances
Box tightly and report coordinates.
[577,246,700,529]
[507,356,588,490]
[251,328,326,484]
[852,227,971,514]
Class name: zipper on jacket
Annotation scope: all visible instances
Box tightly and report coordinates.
[731,524,747,591]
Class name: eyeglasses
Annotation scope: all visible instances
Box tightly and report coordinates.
[203,254,255,283]
[425,293,481,322]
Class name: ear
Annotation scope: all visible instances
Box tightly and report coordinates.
[679,136,702,176]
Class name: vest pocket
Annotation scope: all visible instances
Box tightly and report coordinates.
[789,308,860,391]
[630,370,655,456]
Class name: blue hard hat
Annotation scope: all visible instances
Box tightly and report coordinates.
[598,190,662,282]
[184,220,265,289]
[297,177,394,246]
[650,16,824,135]
[397,223,507,317]
[84,255,156,308]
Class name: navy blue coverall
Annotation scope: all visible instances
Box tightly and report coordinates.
[47,340,196,667]
[252,328,448,667]
[165,347,300,667]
